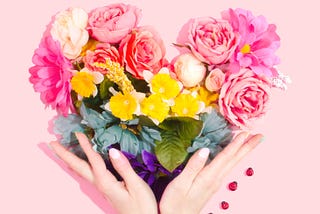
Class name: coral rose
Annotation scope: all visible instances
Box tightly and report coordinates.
[120,26,166,79]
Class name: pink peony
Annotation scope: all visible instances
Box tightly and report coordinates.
[119,26,166,79]
[219,68,271,129]
[222,8,280,77]
[205,68,226,92]
[177,17,239,65]
[83,43,122,74]
[87,4,141,44]
[29,36,74,116]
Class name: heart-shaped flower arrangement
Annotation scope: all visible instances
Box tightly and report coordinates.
[29,3,289,199]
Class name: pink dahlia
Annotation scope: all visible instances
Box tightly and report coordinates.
[29,36,74,116]
[222,8,280,77]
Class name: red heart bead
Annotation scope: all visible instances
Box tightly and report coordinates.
[221,201,229,210]
[246,167,254,176]
[228,181,238,191]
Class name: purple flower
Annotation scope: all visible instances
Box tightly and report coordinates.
[123,150,183,201]
[222,8,280,77]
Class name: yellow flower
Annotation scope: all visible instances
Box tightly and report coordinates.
[109,92,138,120]
[151,73,180,100]
[80,39,99,57]
[171,93,199,117]
[71,69,104,98]
[94,58,134,94]
[197,87,219,107]
[141,94,170,123]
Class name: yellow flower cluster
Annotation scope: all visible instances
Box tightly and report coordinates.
[105,66,218,123]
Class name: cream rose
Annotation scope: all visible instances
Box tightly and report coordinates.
[51,8,89,59]
[174,53,206,87]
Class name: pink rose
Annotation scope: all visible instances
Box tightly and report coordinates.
[87,4,141,44]
[83,43,122,74]
[205,68,226,92]
[177,17,239,65]
[219,68,271,129]
[120,26,166,79]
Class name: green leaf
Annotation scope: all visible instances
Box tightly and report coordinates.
[99,78,114,100]
[82,95,103,112]
[53,114,85,145]
[159,117,203,141]
[80,103,116,129]
[155,130,189,172]
[120,130,140,156]
[127,73,150,93]
[93,126,122,154]
[138,115,157,127]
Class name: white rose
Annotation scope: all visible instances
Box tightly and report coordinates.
[51,8,89,59]
[174,53,206,87]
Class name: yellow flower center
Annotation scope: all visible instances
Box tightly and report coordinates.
[71,72,96,98]
[109,93,137,120]
[151,73,180,100]
[141,94,170,123]
[171,94,199,117]
[240,44,251,54]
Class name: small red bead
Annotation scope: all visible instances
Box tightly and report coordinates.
[228,181,238,191]
[221,201,229,210]
[246,167,254,176]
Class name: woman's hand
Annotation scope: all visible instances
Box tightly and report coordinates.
[50,132,158,214]
[159,132,263,214]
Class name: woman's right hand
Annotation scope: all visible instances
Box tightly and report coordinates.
[159,132,263,214]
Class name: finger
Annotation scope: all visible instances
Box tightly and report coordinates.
[109,148,144,189]
[173,148,210,189]
[49,141,94,182]
[75,132,117,183]
[218,134,263,180]
[204,132,250,175]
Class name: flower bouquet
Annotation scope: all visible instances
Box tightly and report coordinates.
[29,3,289,199]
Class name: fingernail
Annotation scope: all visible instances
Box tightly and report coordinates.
[199,148,210,158]
[244,131,250,140]
[109,148,120,159]
[260,136,265,143]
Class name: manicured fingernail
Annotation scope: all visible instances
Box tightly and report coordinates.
[199,148,210,158]
[109,148,120,159]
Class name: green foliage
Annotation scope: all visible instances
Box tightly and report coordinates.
[155,130,188,172]
[80,103,118,129]
[99,78,114,100]
[188,110,233,157]
[155,117,203,172]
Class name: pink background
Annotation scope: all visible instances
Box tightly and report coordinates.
[1,0,319,213]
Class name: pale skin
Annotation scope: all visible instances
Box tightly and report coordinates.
[50,132,263,214]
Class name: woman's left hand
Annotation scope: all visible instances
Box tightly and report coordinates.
[50,132,158,214]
